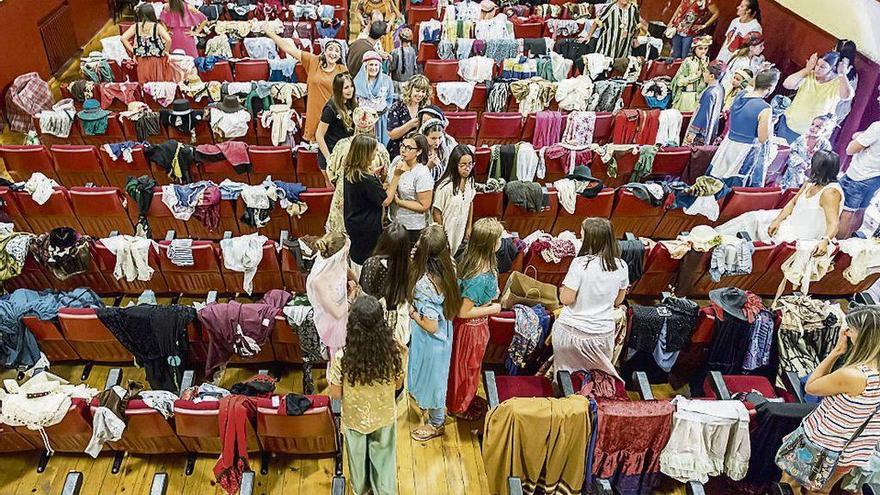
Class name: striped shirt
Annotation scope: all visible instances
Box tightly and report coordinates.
[803,364,880,467]
[594,2,640,60]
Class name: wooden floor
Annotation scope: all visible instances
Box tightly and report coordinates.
[0,360,490,495]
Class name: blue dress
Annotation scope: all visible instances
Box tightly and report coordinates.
[407,275,453,410]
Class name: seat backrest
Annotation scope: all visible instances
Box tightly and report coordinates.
[106,399,186,453]
[424,60,461,82]
[145,190,190,238]
[157,240,227,294]
[0,145,56,182]
[0,187,31,231]
[486,311,516,364]
[648,147,691,177]
[250,145,296,183]
[445,112,478,142]
[68,187,133,238]
[609,189,665,237]
[523,250,572,286]
[255,395,336,454]
[291,188,334,237]
[630,242,679,296]
[173,400,261,453]
[552,188,615,234]
[99,144,153,188]
[234,60,270,82]
[592,112,614,144]
[57,308,135,362]
[221,240,283,294]
[78,114,126,145]
[513,22,544,39]
[717,187,782,223]
[295,148,324,188]
[502,190,558,237]
[472,191,503,219]
[477,113,523,144]
[13,188,83,233]
[473,147,491,181]
[93,238,168,293]
[200,60,234,82]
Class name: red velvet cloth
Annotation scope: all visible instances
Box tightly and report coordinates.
[446,317,490,414]
[592,400,674,478]
[215,395,257,494]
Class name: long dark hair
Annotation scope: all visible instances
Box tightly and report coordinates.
[368,222,410,307]
[136,3,158,23]
[408,224,462,320]
[808,149,840,186]
[341,295,403,386]
[436,144,475,195]
[744,0,761,22]
[577,217,620,272]
[330,73,356,132]
[168,0,185,15]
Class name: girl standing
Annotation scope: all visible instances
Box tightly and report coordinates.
[670,35,712,112]
[776,306,880,494]
[121,4,172,83]
[388,134,434,243]
[387,75,432,158]
[408,225,463,441]
[421,119,458,182]
[432,145,477,257]
[306,232,357,360]
[159,0,207,58]
[447,218,503,420]
[316,73,357,186]
[328,295,404,495]
[360,222,412,349]
[552,218,629,379]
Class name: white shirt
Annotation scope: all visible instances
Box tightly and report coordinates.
[716,17,762,63]
[846,121,880,181]
[556,256,629,333]
[388,159,434,230]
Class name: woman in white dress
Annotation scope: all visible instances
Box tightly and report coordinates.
[716,149,844,256]
[432,145,477,257]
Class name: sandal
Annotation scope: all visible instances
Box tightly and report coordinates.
[411,423,444,441]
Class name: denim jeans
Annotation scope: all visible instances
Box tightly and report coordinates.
[671,34,694,59]
[427,407,445,427]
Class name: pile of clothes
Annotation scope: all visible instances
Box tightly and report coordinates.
[521,230,580,263]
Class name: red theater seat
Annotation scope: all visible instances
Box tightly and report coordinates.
[592,112,614,144]
[186,199,240,240]
[0,145,58,182]
[280,246,306,293]
[445,112,478,144]
[220,239,283,294]
[643,59,683,80]
[174,399,261,453]
[290,188,333,237]
[0,187,32,232]
[78,114,126,146]
[514,22,544,39]
[551,188,615,235]
[485,312,515,364]
[50,145,111,186]
[609,189,665,238]
[424,60,461,82]
[197,158,248,185]
[408,6,439,25]
[256,395,337,455]
[271,315,305,363]
[237,200,291,240]
[2,255,52,292]
[234,60,270,81]
[99,144,154,189]
[417,42,439,64]
[98,399,186,453]
[14,399,95,453]
[200,60,234,82]
[0,426,36,452]
[250,146,296,183]
[165,119,213,148]
[57,308,135,362]
[494,376,554,404]
[502,190,558,237]
[50,245,116,294]
[477,113,524,146]
[749,243,795,296]
[12,188,83,233]
[630,242,678,296]
[295,148,325,188]
[69,187,134,238]
[472,191,503,219]
[647,147,691,178]
[691,242,777,296]
[523,250,572,286]
[157,240,227,294]
[141,190,190,239]
[22,316,80,362]
[717,187,782,223]
[121,116,167,144]
[473,147,491,181]
[810,249,880,296]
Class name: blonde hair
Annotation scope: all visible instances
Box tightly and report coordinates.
[844,306,880,369]
[402,75,432,107]
[315,232,346,258]
[344,134,379,182]
[458,218,503,280]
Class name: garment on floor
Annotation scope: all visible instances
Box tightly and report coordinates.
[483,395,590,495]
[660,396,750,483]
[199,290,292,376]
[96,304,195,392]
[100,235,155,282]
[220,233,269,295]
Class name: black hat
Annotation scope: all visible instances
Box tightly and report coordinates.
[284,393,313,416]
[48,227,79,250]
[566,165,594,181]
[217,95,244,114]
[171,99,192,116]
[708,287,748,321]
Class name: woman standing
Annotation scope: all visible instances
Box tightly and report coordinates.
[776,306,880,494]
[582,0,641,59]
[707,68,779,186]
[667,0,720,59]
[777,52,853,144]
[328,295,404,495]
[159,0,207,58]
[433,145,477,257]
[670,36,712,112]
[316,73,357,186]
[447,218,503,421]
[408,225,463,441]
[389,134,434,243]
[354,51,395,146]
[121,4,172,83]
[360,222,412,349]
[421,120,458,182]
[716,0,762,63]
[777,114,835,189]
[343,134,403,269]
[267,32,348,142]
[387,75,432,158]
[552,218,629,378]
[306,232,357,360]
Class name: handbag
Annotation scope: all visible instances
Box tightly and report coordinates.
[500,266,560,310]
[776,404,880,491]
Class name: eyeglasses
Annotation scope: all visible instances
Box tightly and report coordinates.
[400,144,418,151]
[459,162,475,169]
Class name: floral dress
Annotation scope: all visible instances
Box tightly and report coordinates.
[407,275,453,410]
[385,100,412,158]
[777,136,832,189]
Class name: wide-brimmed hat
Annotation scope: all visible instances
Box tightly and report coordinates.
[353,107,379,130]
[692,35,713,48]
[171,99,192,116]
[709,287,749,321]
[566,165,594,181]
[685,224,721,251]
[77,99,110,120]
[120,101,149,118]
[480,0,497,12]
[217,95,244,114]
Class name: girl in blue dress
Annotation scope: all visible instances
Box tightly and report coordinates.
[407,224,462,441]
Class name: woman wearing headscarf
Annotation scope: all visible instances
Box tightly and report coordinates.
[670,35,712,112]
[354,51,395,146]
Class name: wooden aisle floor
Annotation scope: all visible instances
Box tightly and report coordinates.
[0,361,490,495]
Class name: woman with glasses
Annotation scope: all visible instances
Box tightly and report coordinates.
[432,145,477,257]
[388,134,435,243]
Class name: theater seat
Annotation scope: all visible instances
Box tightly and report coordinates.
[197,157,248,185]
[0,187,32,232]
[473,148,491,182]
[670,307,717,383]
[652,207,713,240]
[810,249,880,296]
[502,189,558,237]
[630,242,678,296]
[472,191,503,219]
[523,250,572,286]
[236,199,291,240]
[50,244,116,294]
[445,112,478,144]
[0,145,58,182]
[290,188,333,237]
[14,399,96,453]
[12,188,84,233]
[156,240,227,294]
[234,60,270,82]
[717,187,782,224]
[424,60,460,82]
[256,395,337,455]
[50,145,111,187]
[280,245,306,293]
[199,60,234,82]
[250,145,296,183]
[2,255,52,292]
[485,311,515,365]
[551,188,615,234]
[643,59,683,79]
[93,239,169,294]
[477,113,524,146]
[99,144,154,189]
[141,190,190,239]
[513,22,544,39]
[165,119,213,149]
[57,308,135,363]
[69,187,134,238]
[22,316,80,362]
[121,116,167,144]
[408,5,438,25]
[173,399,261,454]
[691,242,777,296]
[220,239,283,294]
[78,114,126,147]
[749,243,796,296]
[295,148,325,188]
[417,42,439,64]
[647,147,691,178]
[592,113,614,144]
[494,375,555,404]
[609,189,665,238]
[97,399,186,453]
[0,426,36,452]
[185,199,240,240]
[271,315,305,364]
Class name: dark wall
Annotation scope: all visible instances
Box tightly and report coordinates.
[0,0,109,92]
